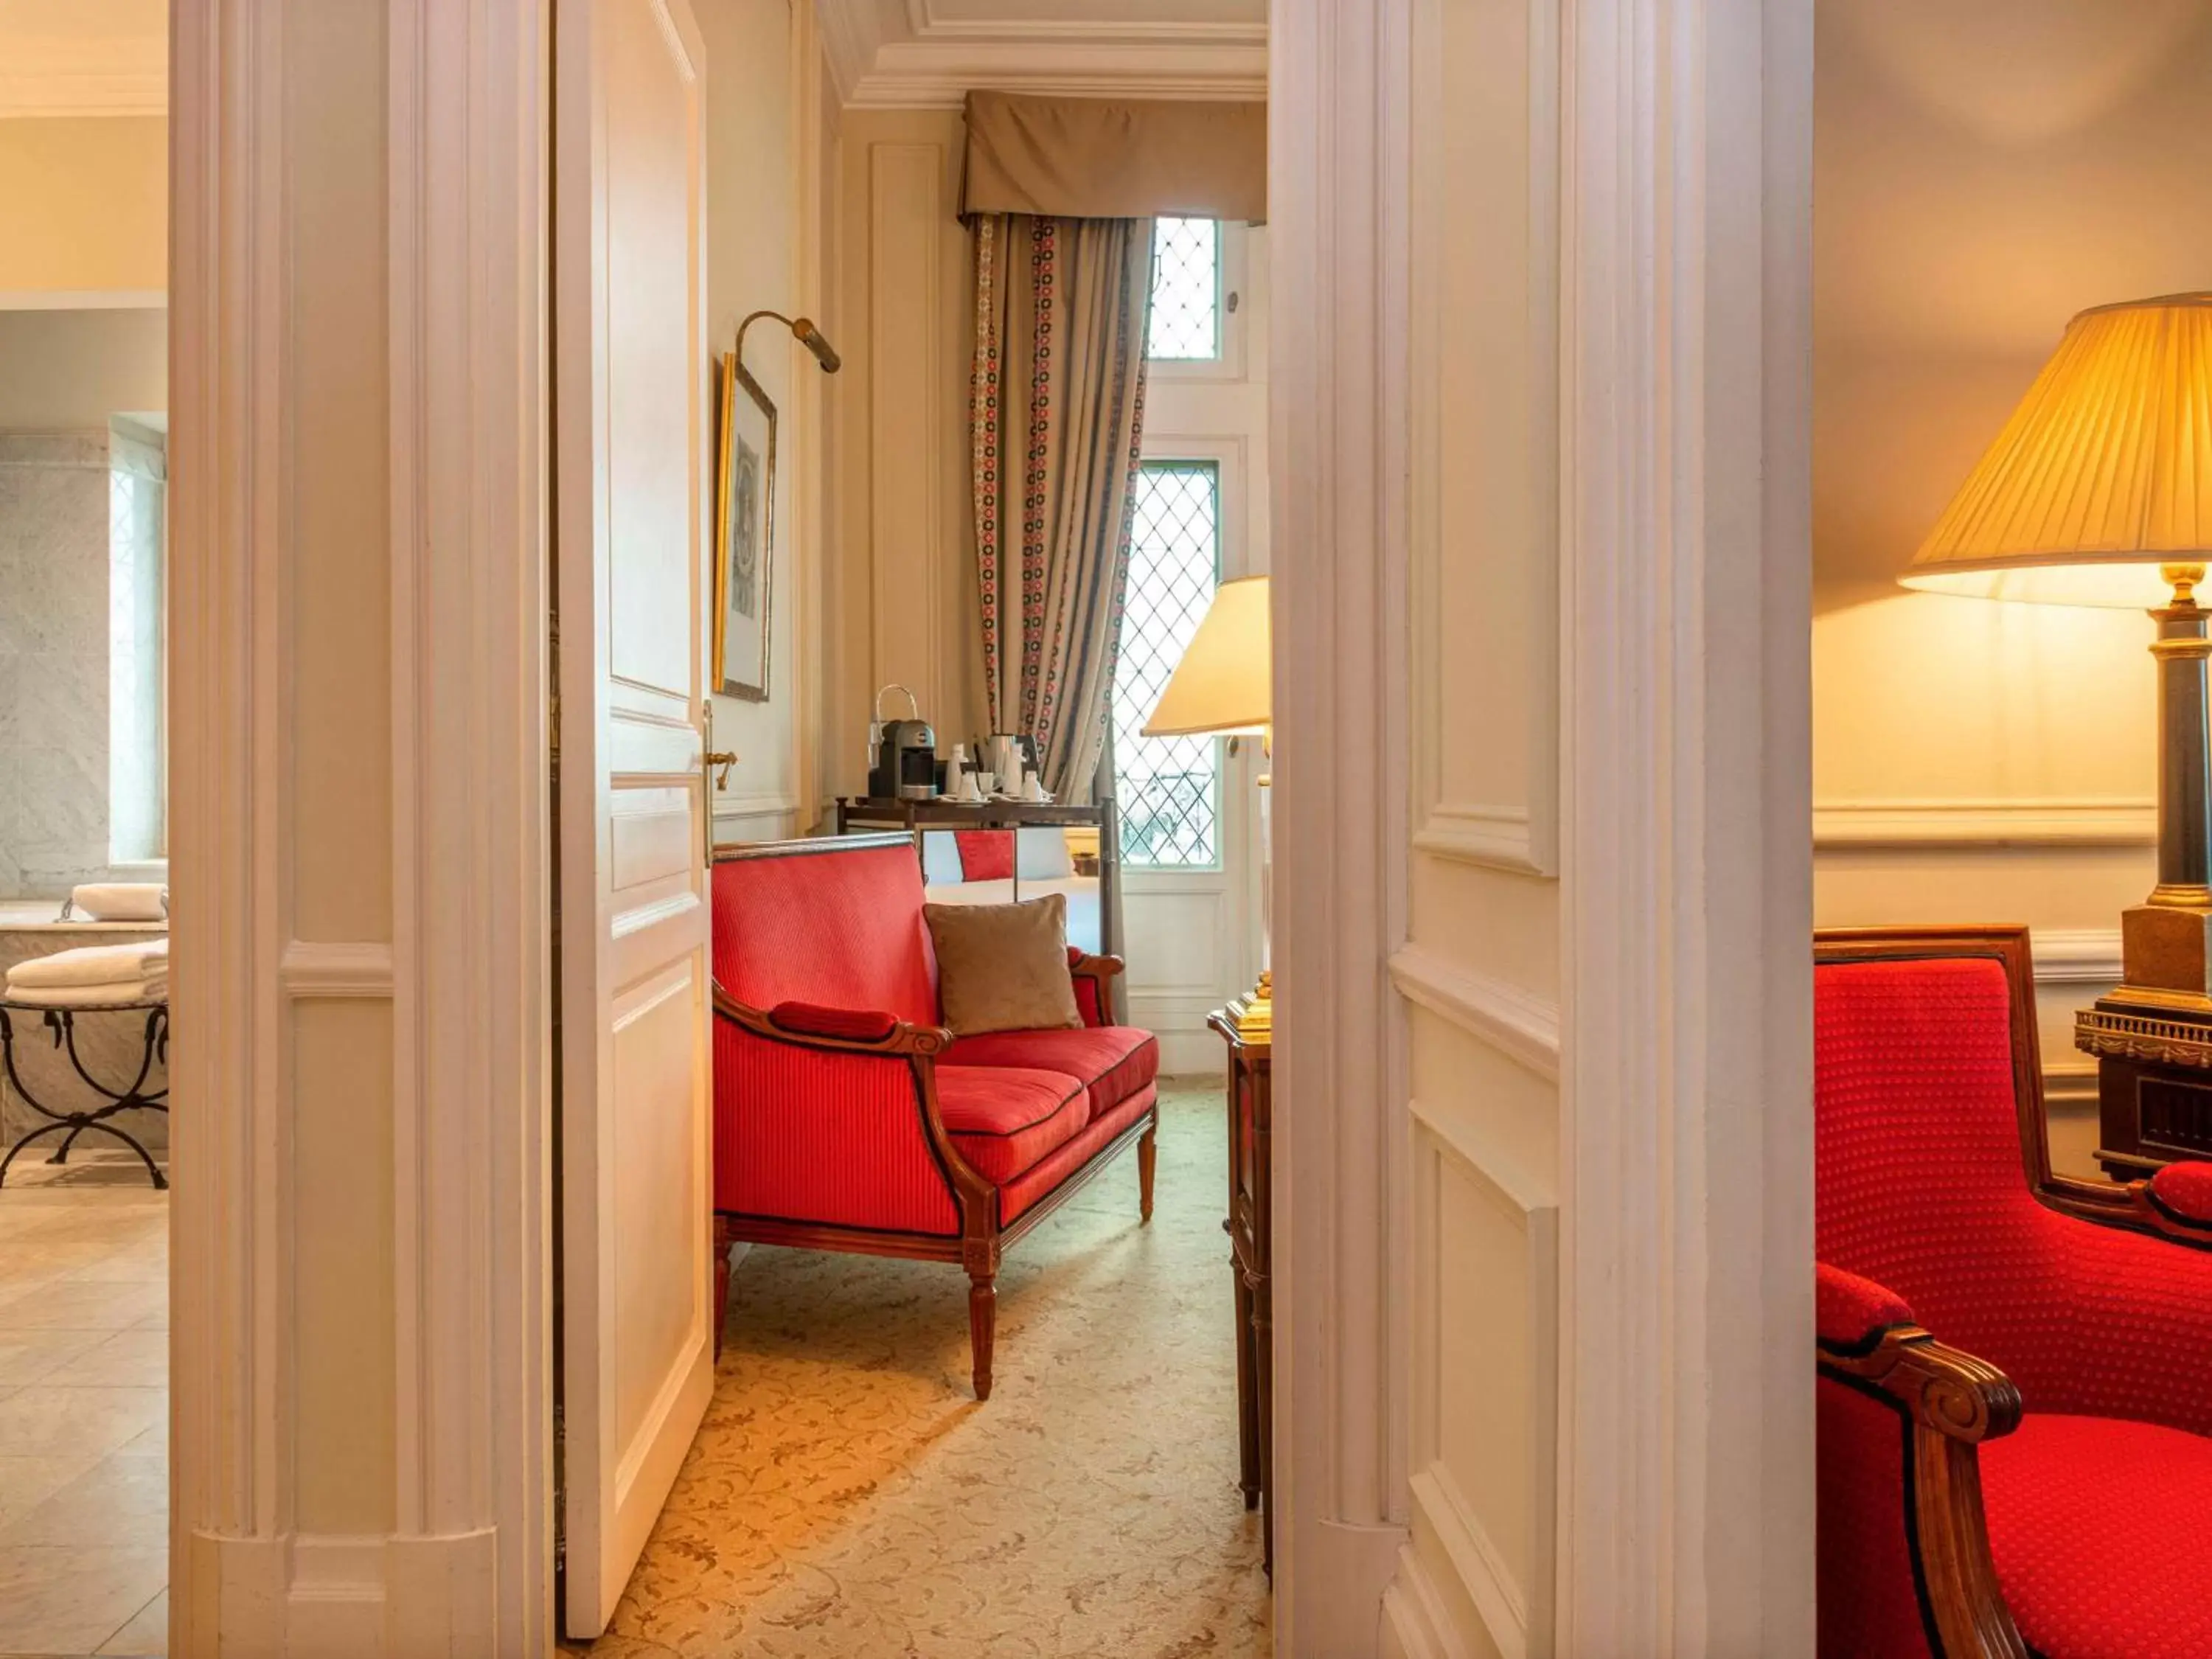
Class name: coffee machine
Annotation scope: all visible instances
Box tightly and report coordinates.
[867,684,938,800]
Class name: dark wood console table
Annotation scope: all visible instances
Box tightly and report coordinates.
[1211,1007,1272,1575]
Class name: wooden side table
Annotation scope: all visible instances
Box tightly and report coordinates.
[1211,1008,1272,1575]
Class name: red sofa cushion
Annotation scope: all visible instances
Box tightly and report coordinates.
[938,1065,1089,1186]
[713,841,939,1029]
[941,1025,1159,1116]
[955,830,1015,881]
[1981,1413,2212,1658]
[1001,1082,1158,1223]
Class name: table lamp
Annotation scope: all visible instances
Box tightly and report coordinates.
[1144,573,1273,1037]
[1902,292,2212,1034]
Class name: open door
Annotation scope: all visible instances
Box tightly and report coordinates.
[553,0,713,1638]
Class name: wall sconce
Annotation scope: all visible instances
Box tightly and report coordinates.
[734,308,841,375]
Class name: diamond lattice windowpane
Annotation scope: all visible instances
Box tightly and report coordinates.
[1115,463,1222,869]
[1147,218,1220,361]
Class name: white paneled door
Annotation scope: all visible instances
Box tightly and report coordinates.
[553,0,714,1638]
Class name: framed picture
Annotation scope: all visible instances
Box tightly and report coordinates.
[713,350,776,701]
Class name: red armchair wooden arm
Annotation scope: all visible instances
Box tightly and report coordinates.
[1816,1262,2027,1659]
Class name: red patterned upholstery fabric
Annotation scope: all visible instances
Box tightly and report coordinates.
[1816,956,2212,1439]
[1001,1084,1158,1222]
[1982,1414,2212,1658]
[942,1025,1159,1116]
[1816,1260,1913,1351]
[1818,1371,1938,1659]
[713,843,939,1027]
[954,830,1015,881]
[937,1065,1089,1186]
[2150,1161,2212,1228]
[769,1001,900,1043]
[712,1018,959,1236]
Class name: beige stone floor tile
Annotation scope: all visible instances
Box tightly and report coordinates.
[97,1588,166,1656]
[0,1386,164,1462]
[0,1450,166,1550]
[0,1545,165,1655]
[116,1419,165,1459]
[0,1281,162,1333]
[0,1327,110,1388]
[39,1332,166,1389]
[0,1451,112,1530]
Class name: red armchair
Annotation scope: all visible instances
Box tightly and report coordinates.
[709,833,1160,1399]
[1816,926,2212,1658]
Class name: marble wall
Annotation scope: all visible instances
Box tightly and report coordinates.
[0,427,165,898]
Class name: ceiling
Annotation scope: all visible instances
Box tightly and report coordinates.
[819,0,1267,108]
[0,0,1264,121]
[0,0,166,119]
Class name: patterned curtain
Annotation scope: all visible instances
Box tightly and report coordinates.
[970,213,1154,803]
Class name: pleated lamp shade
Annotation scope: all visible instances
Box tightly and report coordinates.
[1142,574,1271,737]
[1902,293,2212,608]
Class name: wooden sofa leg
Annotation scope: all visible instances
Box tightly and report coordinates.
[967,1271,998,1401]
[1138,1119,1158,1223]
[712,1214,734,1361]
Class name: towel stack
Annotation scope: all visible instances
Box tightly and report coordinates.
[6,937,169,1007]
[66,883,167,922]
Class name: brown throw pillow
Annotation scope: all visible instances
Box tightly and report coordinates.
[924,893,1084,1037]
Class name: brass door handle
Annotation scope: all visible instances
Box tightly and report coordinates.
[706,750,738,790]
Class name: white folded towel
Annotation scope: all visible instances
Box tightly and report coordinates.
[8,939,169,990]
[69,883,167,922]
[6,977,167,1009]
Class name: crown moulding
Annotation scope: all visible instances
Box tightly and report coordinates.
[817,0,1267,111]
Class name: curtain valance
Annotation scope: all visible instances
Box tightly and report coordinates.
[961,91,1266,222]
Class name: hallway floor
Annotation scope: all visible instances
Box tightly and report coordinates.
[583,1081,1271,1659]
[0,1166,167,1658]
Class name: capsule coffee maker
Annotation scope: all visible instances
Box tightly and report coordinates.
[866,684,938,800]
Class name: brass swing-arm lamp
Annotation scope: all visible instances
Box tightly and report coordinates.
[703,310,842,799]
[734,308,841,375]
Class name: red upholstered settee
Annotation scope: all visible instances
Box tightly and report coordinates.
[709,833,1161,1399]
[1816,926,2212,1658]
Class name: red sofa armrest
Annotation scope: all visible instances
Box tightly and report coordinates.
[2148,1161,2212,1234]
[1067,949,1124,1029]
[717,983,951,1056]
[711,984,981,1234]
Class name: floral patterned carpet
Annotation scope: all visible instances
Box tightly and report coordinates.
[580,1081,1273,1659]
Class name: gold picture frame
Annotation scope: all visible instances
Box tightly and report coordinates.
[713,350,776,701]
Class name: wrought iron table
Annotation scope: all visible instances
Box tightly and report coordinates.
[0,996,170,1189]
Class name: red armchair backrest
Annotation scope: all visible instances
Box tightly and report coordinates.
[712,836,939,1028]
[1814,930,2076,1402]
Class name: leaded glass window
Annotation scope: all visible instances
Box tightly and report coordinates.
[1146,218,1220,361]
[1115,462,1222,869]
